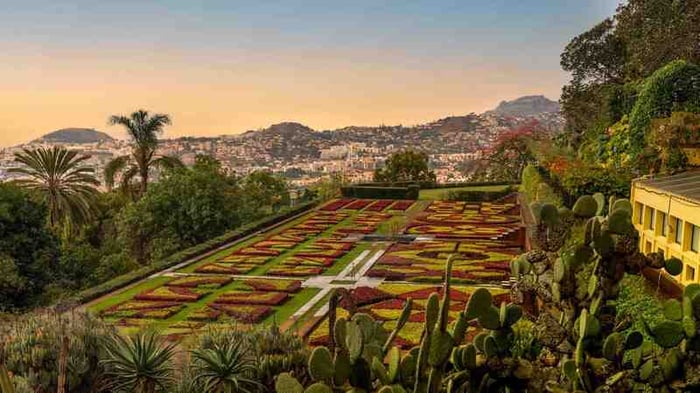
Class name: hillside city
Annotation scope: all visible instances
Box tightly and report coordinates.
[0,96,562,188]
[3,1,700,392]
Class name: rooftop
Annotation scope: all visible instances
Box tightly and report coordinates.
[634,170,700,203]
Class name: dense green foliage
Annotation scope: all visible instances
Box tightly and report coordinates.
[0,184,60,310]
[373,150,436,183]
[560,0,700,172]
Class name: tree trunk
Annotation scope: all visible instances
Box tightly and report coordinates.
[57,335,70,393]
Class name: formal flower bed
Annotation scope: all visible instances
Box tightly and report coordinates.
[242,278,302,293]
[101,300,185,320]
[307,283,510,347]
[279,256,335,267]
[253,240,299,249]
[215,290,289,305]
[367,240,518,284]
[365,199,394,212]
[234,247,282,257]
[267,265,324,277]
[134,286,206,302]
[388,200,414,211]
[166,276,232,289]
[218,255,270,265]
[320,198,355,211]
[294,248,346,258]
[208,303,273,323]
[404,223,516,239]
[195,262,255,275]
[343,199,374,210]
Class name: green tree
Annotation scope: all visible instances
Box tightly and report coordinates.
[101,332,176,393]
[241,170,289,215]
[0,183,59,310]
[373,149,436,183]
[314,172,345,201]
[9,146,99,231]
[118,160,242,263]
[105,110,183,197]
[191,338,261,393]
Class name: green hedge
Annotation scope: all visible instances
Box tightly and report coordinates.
[628,60,700,155]
[443,186,517,202]
[341,185,419,200]
[72,201,317,305]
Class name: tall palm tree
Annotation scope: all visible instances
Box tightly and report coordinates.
[105,110,182,196]
[100,332,176,393]
[9,146,99,229]
[191,338,261,393]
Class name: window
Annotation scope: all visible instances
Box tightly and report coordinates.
[635,202,644,225]
[687,265,696,282]
[674,217,683,244]
[660,212,668,236]
[658,248,665,258]
[692,225,700,253]
[647,208,655,230]
[645,241,652,254]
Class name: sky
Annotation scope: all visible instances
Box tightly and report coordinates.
[0,0,619,146]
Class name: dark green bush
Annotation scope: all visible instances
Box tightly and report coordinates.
[341,185,418,200]
[444,186,516,202]
[628,60,700,155]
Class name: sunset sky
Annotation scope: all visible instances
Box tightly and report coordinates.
[0,0,618,147]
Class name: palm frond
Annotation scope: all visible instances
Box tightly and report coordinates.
[104,155,131,191]
[9,146,99,229]
[152,155,184,173]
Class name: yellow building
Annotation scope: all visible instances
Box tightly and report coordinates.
[631,170,700,284]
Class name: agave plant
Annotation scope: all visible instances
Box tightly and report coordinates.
[105,110,183,197]
[100,332,176,393]
[9,146,99,230]
[190,337,261,393]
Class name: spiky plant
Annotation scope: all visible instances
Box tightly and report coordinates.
[105,110,183,196]
[9,146,99,230]
[100,332,176,393]
[190,338,261,393]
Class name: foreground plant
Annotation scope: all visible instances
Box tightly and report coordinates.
[191,335,261,393]
[100,331,176,393]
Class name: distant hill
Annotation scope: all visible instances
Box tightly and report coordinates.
[33,128,114,144]
[487,95,560,117]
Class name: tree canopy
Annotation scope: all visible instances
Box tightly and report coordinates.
[374,149,436,183]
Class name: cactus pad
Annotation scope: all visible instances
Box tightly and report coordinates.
[275,373,304,393]
[664,257,683,276]
[572,195,598,218]
[651,320,685,348]
[308,347,335,381]
[465,288,492,320]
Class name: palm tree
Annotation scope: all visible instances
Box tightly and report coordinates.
[100,332,176,393]
[105,110,182,196]
[191,338,261,393]
[9,146,99,229]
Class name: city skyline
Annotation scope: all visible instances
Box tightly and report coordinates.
[0,0,618,147]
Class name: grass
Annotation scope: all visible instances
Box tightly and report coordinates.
[418,184,516,200]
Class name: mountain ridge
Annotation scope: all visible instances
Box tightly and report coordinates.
[32,128,114,144]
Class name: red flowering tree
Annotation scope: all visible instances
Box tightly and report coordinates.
[486,120,544,181]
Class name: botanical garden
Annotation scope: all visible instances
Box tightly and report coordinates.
[2,1,700,392]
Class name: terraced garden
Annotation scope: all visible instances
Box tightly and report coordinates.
[87,195,524,342]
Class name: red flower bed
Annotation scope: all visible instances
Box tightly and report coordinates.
[134,286,204,302]
[243,279,302,293]
[348,287,393,306]
[365,199,394,212]
[267,266,323,277]
[282,256,335,267]
[344,199,374,210]
[195,263,254,275]
[320,198,355,211]
[167,276,232,289]
[209,303,272,323]
[235,247,281,257]
[215,290,288,306]
[188,308,222,321]
[389,200,414,211]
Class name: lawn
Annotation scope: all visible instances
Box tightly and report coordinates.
[418,184,517,200]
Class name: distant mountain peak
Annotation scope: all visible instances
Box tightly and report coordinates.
[487,95,560,117]
[32,128,114,144]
